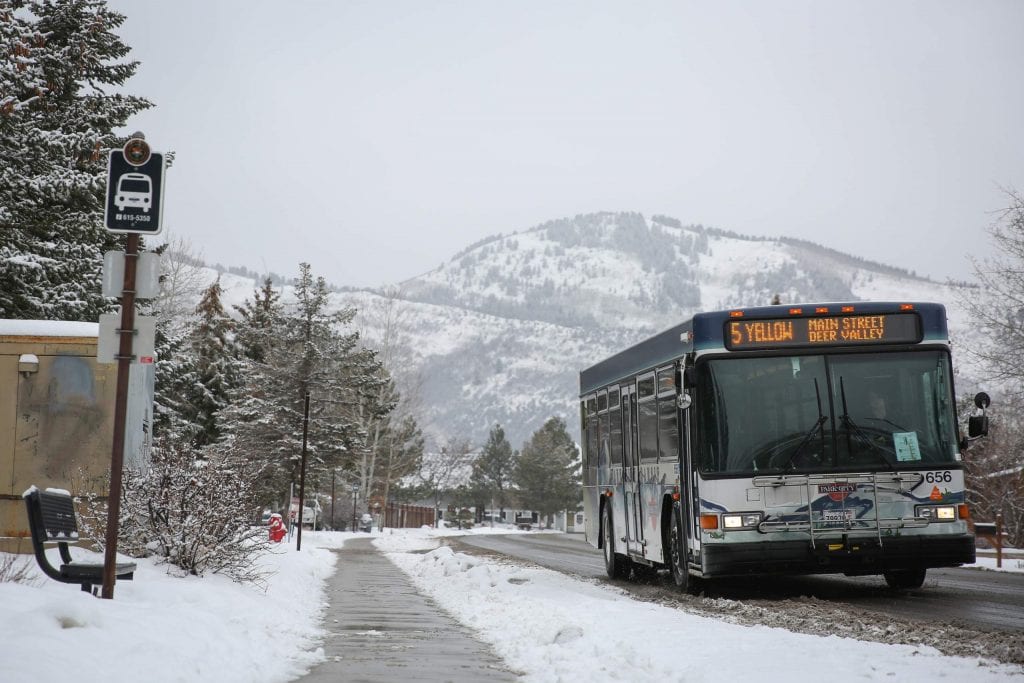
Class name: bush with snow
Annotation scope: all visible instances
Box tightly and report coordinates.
[79,438,272,584]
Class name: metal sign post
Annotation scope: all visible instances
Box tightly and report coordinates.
[100,134,166,599]
[101,232,139,599]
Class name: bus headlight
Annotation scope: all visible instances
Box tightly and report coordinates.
[916,505,957,522]
[722,513,763,530]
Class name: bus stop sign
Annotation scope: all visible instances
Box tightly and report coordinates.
[104,143,166,235]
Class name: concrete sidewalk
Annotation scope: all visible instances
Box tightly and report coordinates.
[299,537,518,682]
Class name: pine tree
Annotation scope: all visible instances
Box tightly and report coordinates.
[148,240,208,442]
[469,424,515,518]
[223,264,383,505]
[0,0,152,320]
[514,417,581,526]
[184,277,242,448]
[151,317,199,440]
[234,277,281,364]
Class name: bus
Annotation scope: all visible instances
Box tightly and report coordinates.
[579,301,988,593]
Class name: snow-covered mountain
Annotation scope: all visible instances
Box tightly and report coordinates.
[215,212,978,449]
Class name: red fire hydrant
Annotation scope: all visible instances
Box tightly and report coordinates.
[268,513,286,543]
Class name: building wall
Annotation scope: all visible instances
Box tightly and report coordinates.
[0,323,152,553]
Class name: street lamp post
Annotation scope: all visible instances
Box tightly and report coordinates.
[296,392,310,551]
[351,484,359,532]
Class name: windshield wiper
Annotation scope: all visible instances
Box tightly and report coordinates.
[774,378,827,470]
[839,376,897,472]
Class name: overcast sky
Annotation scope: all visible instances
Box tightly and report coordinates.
[106,0,1023,289]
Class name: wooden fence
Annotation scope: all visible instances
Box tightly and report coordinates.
[973,514,1007,568]
[382,503,435,529]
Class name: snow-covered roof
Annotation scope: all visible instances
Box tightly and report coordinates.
[0,319,98,338]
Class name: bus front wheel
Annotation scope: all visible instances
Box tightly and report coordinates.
[668,507,701,595]
[602,504,630,580]
[883,568,926,589]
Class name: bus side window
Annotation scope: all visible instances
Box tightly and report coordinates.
[599,401,609,469]
[606,387,622,466]
[658,394,678,459]
[586,414,598,475]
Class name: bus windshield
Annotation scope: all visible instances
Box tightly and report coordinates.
[696,350,959,475]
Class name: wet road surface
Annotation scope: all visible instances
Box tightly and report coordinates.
[455,532,1024,633]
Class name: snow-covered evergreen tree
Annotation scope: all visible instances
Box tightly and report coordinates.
[234,276,281,364]
[0,0,151,320]
[469,423,516,516]
[151,317,199,440]
[184,277,242,448]
[514,417,581,526]
[147,240,210,441]
[224,264,384,505]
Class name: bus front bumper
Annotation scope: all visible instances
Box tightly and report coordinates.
[700,534,976,577]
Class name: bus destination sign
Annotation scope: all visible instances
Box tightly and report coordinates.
[725,313,921,350]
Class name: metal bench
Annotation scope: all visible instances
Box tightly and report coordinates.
[23,486,136,595]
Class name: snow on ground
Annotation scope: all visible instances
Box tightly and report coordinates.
[1,528,1022,682]
[0,536,343,683]
[971,553,1024,573]
[377,528,1024,683]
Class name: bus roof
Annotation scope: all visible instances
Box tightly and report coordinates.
[579,301,948,396]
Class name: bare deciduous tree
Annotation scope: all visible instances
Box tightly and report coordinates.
[78,438,273,585]
[962,189,1024,546]
[153,235,212,336]
[965,190,1024,392]
[418,437,477,526]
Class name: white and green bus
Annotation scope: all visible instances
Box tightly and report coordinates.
[580,302,987,593]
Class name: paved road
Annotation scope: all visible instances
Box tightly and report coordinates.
[455,532,1024,633]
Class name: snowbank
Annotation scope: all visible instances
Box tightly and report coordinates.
[0,537,340,683]
[379,529,1024,683]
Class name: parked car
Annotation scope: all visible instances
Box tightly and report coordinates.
[289,501,320,528]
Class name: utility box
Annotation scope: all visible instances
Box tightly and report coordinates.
[0,320,153,553]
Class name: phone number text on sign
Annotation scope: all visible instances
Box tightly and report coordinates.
[115,213,152,223]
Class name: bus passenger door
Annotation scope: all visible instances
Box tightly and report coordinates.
[681,392,700,556]
[622,385,643,555]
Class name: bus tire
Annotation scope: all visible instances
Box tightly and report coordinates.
[883,568,926,589]
[668,507,700,595]
[602,504,630,580]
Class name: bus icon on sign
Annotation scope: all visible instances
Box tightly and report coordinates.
[114,172,152,213]
[105,148,165,234]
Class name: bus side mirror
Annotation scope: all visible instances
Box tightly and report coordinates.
[677,393,692,411]
[682,367,696,388]
[968,415,989,438]
[967,391,991,440]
